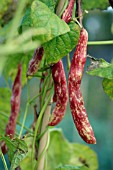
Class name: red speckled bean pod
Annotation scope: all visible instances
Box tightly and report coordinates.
[1,64,22,154]
[49,0,75,125]
[27,47,44,76]
[48,60,68,126]
[68,28,96,144]
[62,0,75,23]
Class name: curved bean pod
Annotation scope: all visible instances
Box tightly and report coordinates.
[68,28,96,144]
[27,47,44,76]
[48,60,68,126]
[1,64,22,154]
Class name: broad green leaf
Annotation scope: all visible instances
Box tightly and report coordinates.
[46,129,98,170]
[1,136,28,169]
[10,138,28,170]
[0,88,11,135]
[82,0,109,10]
[18,8,32,34]
[87,58,113,79]
[43,22,80,65]
[11,151,27,170]
[102,78,113,100]
[56,165,89,170]
[19,1,70,43]
[31,0,70,43]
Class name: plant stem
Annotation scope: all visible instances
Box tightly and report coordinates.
[0,149,8,170]
[31,89,53,167]
[56,0,67,16]
[29,93,41,105]
[76,0,82,26]
[67,53,71,70]
[88,40,113,45]
[36,100,52,170]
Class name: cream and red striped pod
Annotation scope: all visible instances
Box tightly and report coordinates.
[61,0,75,23]
[68,28,96,144]
[1,64,22,154]
[27,47,44,76]
[48,60,68,126]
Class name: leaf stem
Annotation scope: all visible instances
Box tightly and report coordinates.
[41,75,51,108]
[67,53,71,70]
[56,0,68,16]
[29,93,41,105]
[88,40,113,45]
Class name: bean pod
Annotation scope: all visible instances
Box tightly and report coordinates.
[61,0,75,23]
[48,60,68,126]
[68,28,96,144]
[1,64,22,154]
[27,47,44,76]
[49,0,75,126]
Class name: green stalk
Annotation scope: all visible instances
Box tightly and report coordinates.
[36,127,49,141]
[56,0,68,17]
[67,53,71,70]
[29,93,41,105]
[0,149,8,170]
[88,40,113,45]
[31,88,53,167]
[41,73,51,94]
[41,75,51,108]
[36,130,50,169]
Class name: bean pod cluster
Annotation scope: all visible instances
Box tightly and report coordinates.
[25,0,96,144]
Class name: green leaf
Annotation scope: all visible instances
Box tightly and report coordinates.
[31,0,70,43]
[43,22,80,65]
[1,136,28,169]
[102,78,113,100]
[18,8,32,34]
[56,165,89,170]
[0,88,11,135]
[87,58,113,79]
[46,129,98,170]
[19,0,70,44]
[82,0,109,10]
